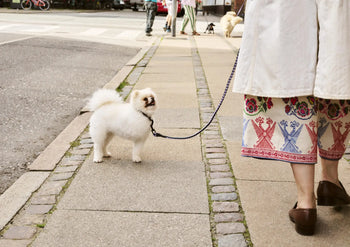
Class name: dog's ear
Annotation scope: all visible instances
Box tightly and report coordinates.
[132,90,139,98]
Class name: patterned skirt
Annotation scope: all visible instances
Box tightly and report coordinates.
[242,95,350,164]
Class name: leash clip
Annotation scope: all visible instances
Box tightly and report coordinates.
[152,130,160,137]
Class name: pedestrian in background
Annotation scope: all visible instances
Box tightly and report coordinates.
[145,0,157,36]
[162,0,173,33]
[180,0,200,36]
[233,0,350,236]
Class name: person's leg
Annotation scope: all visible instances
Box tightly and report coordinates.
[167,15,172,26]
[181,6,190,33]
[166,1,172,28]
[186,5,197,33]
[166,12,172,31]
[291,163,316,209]
[149,2,157,30]
[320,158,340,186]
[317,99,350,182]
[146,2,157,34]
[317,157,350,205]
[163,16,168,31]
[316,98,350,205]
[289,163,317,235]
[145,2,152,33]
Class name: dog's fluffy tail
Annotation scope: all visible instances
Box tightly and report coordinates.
[231,16,243,26]
[87,89,123,111]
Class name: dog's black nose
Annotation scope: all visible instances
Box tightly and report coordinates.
[146,97,155,107]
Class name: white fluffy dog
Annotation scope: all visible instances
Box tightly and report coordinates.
[88,88,157,163]
[220,11,243,38]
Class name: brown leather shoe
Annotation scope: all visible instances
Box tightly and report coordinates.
[317,180,350,206]
[289,203,317,236]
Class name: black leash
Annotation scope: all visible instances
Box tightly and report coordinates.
[236,0,246,17]
[144,0,246,140]
[146,51,240,140]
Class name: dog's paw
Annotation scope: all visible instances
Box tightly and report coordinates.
[103,152,112,158]
[132,156,142,163]
[93,157,103,163]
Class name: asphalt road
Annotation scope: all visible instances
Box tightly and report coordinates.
[0,33,139,194]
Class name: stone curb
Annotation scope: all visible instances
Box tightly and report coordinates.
[190,36,252,247]
[0,37,161,244]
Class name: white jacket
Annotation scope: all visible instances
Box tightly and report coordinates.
[233,0,350,99]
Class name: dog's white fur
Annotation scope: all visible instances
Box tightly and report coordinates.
[220,11,243,38]
[88,88,157,163]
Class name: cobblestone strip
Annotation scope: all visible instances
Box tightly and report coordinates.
[190,37,252,247]
[0,39,162,247]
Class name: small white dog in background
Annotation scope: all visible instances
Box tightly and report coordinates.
[220,11,243,38]
[88,88,157,163]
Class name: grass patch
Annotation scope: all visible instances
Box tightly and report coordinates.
[36,223,46,228]
[70,139,81,148]
[116,81,128,92]
[65,151,72,158]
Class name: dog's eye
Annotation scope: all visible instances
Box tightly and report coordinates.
[143,98,148,102]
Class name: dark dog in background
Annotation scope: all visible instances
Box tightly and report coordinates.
[204,23,215,34]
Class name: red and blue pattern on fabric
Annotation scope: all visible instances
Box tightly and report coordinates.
[242,96,350,164]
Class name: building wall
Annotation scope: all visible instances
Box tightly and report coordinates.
[202,0,245,15]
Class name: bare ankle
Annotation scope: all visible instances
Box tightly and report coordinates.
[297,194,316,209]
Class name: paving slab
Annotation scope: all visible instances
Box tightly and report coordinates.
[57,156,208,214]
[224,36,243,50]
[218,115,243,143]
[154,47,192,57]
[147,55,193,63]
[0,239,31,247]
[145,59,193,71]
[139,73,196,83]
[144,65,193,74]
[155,42,191,57]
[133,85,198,109]
[195,36,233,52]
[215,92,243,117]
[138,81,196,91]
[153,108,200,129]
[107,129,202,162]
[2,226,37,240]
[142,60,193,72]
[31,210,211,247]
[0,172,49,231]
[237,180,350,247]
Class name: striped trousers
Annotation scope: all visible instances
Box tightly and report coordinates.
[181,5,196,32]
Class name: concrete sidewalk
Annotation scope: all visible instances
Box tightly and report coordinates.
[1,27,350,247]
